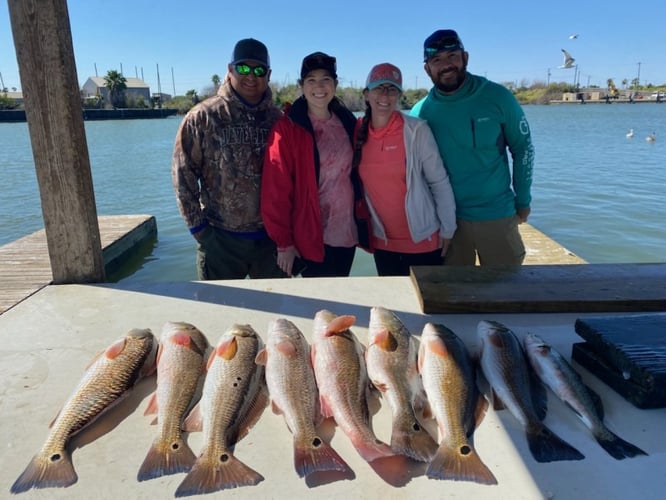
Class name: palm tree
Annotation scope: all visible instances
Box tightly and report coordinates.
[211,74,221,90]
[103,70,127,109]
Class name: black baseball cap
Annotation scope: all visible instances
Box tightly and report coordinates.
[231,38,270,67]
[300,52,337,80]
[423,29,465,61]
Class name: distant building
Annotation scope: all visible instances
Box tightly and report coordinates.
[2,91,24,106]
[81,76,151,104]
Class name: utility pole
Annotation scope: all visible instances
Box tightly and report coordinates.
[547,68,551,86]
[636,62,641,89]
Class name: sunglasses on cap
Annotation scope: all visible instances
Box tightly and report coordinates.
[234,63,268,77]
[424,37,464,59]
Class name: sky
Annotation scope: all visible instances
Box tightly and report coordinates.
[2,1,666,96]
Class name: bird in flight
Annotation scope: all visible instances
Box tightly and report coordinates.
[560,49,575,68]
[569,34,579,39]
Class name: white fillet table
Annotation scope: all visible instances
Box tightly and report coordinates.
[1,277,663,499]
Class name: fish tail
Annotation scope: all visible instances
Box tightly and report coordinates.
[526,425,585,463]
[174,451,263,497]
[595,429,648,460]
[390,424,438,462]
[426,442,498,485]
[294,438,350,477]
[351,435,395,463]
[10,451,77,493]
[137,437,197,481]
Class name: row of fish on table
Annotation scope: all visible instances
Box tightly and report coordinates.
[10,307,648,496]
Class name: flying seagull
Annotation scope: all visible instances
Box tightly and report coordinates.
[569,34,579,39]
[560,49,575,69]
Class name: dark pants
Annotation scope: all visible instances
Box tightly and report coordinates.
[196,226,287,280]
[373,248,443,276]
[301,245,356,278]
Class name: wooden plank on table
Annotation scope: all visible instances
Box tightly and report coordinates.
[410,263,666,314]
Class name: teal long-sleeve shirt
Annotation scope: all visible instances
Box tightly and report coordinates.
[410,73,534,221]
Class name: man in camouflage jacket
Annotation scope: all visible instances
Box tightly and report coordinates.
[172,38,286,279]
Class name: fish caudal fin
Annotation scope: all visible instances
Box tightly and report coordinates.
[137,437,197,481]
[10,451,77,493]
[426,442,497,485]
[390,424,438,462]
[174,451,263,497]
[351,435,395,463]
[526,425,585,463]
[294,438,350,477]
[595,430,648,460]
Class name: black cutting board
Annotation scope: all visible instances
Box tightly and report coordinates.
[573,314,666,408]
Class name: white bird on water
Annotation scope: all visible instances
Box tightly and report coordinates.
[626,129,634,138]
[559,49,575,69]
[646,132,656,142]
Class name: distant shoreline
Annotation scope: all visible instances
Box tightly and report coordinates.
[0,108,178,123]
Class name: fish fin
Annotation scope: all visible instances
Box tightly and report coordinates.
[426,441,497,485]
[254,347,267,366]
[174,450,263,496]
[526,425,585,463]
[325,315,356,336]
[319,394,335,420]
[371,328,398,352]
[490,389,506,411]
[270,400,283,416]
[233,383,270,443]
[294,438,350,477]
[216,336,238,361]
[143,392,159,416]
[104,337,128,359]
[594,429,648,460]
[10,450,77,493]
[137,437,197,481]
[183,402,203,432]
[351,435,395,463]
[472,392,490,431]
[390,421,438,462]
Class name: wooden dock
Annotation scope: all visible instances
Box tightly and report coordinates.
[0,219,582,316]
[0,214,156,315]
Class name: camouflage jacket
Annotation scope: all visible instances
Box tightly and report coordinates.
[172,79,282,233]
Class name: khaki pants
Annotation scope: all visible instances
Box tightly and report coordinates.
[445,215,526,266]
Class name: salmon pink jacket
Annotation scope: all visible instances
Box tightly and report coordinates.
[261,96,357,262]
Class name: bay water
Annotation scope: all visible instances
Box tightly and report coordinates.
[1,103,664,284]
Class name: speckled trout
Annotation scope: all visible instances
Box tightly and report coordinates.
[366,306,437,462]
[523,332,647,460]
[477,320,584,463]
[175,324,269,496]
[11,328,158,494]
[137,321,210,481]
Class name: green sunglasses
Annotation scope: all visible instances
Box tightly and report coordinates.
[234,63,268,77]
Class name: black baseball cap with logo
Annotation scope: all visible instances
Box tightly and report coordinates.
[423,29,465,61]
[231,38,270,67]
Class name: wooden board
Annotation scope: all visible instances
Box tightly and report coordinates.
[572,314,666,408]
[410,263,666,313]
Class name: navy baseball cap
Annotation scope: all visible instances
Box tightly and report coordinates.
[231,38,270,67]
[423,29,465,61]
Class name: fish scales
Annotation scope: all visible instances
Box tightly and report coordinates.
[477,320,584,463]
[175,324,268,496]
[366,306,437,462]
[137,321,210,481]
[312,309,394,463]
[418,322,497,484]
[11,328,158,494]
[523,332,648,460]
[257,317,350,478]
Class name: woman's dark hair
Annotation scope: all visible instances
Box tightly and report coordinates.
[352,102,372,170]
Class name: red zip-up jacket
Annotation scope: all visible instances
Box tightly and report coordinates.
[261,96,357,262]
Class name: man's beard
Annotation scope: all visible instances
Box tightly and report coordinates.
[433,64,467,93]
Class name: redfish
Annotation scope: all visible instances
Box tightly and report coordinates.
[365,306,437,462]
[11,328,158,494]
[175,324,269,496]
[137,321,210,481]
[256,318,350,478]
[418,323,497,484]
[523,332,647,460]
[477,320,584,463]
[312,309,394,463]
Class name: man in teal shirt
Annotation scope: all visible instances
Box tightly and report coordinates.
[411,29,534,265]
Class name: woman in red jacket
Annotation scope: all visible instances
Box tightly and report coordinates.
[261,52,358,277]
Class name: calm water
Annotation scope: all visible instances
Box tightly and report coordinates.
[1,104,664,284]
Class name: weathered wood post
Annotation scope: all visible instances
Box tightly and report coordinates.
[8,0,105,283]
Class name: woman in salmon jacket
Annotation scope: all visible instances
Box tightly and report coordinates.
[261,51,359,277]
